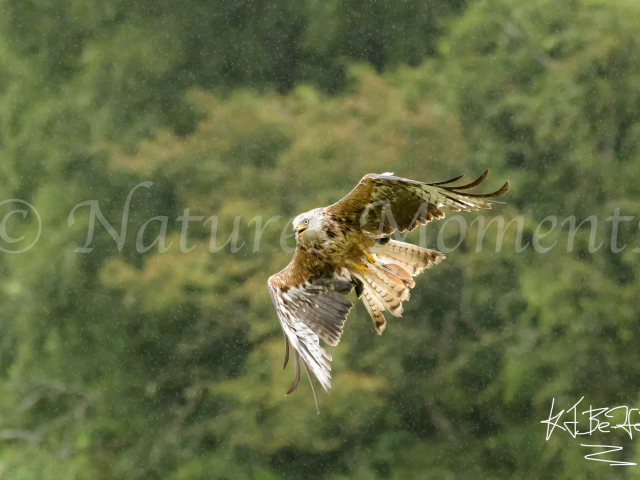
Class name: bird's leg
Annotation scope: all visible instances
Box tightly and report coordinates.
[363,251,376,264]
[352,251,375,273]
[352,262,369,274]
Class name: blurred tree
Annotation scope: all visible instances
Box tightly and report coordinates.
[1,0,640,479]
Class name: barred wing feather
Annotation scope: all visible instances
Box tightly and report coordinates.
[327,169,509,235]
[268,274,353,413]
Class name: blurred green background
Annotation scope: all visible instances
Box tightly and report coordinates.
[2,0,640,478]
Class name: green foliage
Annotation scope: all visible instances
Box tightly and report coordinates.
[1,0,640,478]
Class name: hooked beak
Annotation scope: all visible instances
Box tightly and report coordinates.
[293,224,308,239]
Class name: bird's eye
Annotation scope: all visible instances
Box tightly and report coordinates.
[304,219,309,225]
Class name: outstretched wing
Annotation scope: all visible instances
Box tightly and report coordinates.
[268,252,354,413]
[326,170,509,235]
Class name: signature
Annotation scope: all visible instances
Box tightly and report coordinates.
[542,397,639,466]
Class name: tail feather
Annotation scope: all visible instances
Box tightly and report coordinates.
[363,270,404,316]
[370,264,409,301]
[370,239,445,276]
[381,263,415,288]
[353,240,445,334]
[353,272,387,334]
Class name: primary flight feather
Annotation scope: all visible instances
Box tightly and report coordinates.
[268,170,509,412]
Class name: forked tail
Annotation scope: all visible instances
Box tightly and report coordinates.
[349,239,445,334]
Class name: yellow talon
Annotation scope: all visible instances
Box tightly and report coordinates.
[363,251,376,264]
[352,262,369,273]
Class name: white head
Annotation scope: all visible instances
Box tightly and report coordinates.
[292,208,323,243]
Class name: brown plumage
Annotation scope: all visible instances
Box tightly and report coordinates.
[268,170,509,412]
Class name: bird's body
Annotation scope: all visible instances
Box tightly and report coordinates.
[303,211,374,266]
[268,171,509,411]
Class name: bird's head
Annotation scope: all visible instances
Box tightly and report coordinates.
[292,208,323,243]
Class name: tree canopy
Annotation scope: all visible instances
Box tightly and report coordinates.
[1,0,640,478]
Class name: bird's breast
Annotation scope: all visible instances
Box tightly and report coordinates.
[317,224,372,267]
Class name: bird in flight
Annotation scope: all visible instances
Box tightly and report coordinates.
[268,171,509,412]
